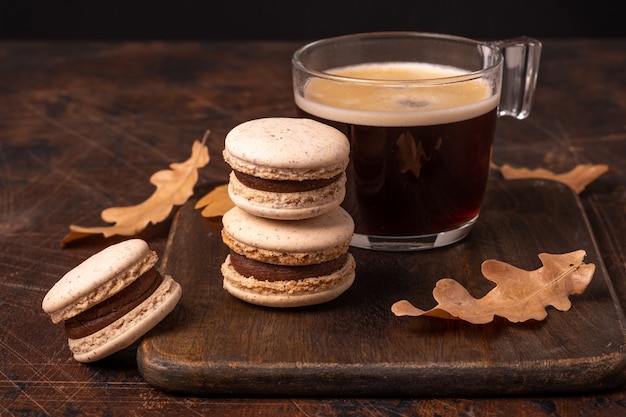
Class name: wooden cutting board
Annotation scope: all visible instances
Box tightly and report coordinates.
[137,179,626,396]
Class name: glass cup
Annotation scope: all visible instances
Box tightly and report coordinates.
[292,32,541,251]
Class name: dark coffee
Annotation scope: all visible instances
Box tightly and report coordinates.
[295,62,499,238]
[297,107,497,235]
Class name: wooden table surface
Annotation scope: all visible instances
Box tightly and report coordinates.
[1,38,625,416]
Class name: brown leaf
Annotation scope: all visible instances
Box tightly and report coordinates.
[397,132,442,178]
[61,131,211,246]
[195,184,234,218]
[493,163,608,194]
[391,250,595,324]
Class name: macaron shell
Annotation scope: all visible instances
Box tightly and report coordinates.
[222,206,354,255]
[42,239,158,324]
[227,171,346,220]
[223,118,349,180]
[68,274,182,363]
[221,253,356,308]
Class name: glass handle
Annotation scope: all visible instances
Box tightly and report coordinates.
[490,37,542,119]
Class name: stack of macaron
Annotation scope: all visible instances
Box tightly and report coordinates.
[220,117,356,307]
[42,239,182,363]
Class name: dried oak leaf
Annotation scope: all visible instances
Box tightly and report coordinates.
[492,163,608,194]
[195,184,234,218]
[391,250,595,324]
[61,132,211,246]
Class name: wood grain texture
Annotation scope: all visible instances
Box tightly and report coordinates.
[1,39,625,416]
[138,179,626,396]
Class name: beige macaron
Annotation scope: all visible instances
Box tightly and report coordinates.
[223,117,350,220]
[220,206,356,307]
[42,239,182,363]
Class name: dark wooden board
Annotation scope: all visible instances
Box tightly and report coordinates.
[137,179,626,396]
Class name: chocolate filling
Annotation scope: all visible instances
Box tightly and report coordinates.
[234,171,341,193]
[64,268,163,339]
[229,250,347,281]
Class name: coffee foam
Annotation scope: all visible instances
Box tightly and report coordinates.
[296,62,499,126]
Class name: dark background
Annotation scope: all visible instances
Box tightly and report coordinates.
[1,0,622,41]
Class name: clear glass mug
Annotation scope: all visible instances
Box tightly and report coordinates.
[292,32,541,251]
